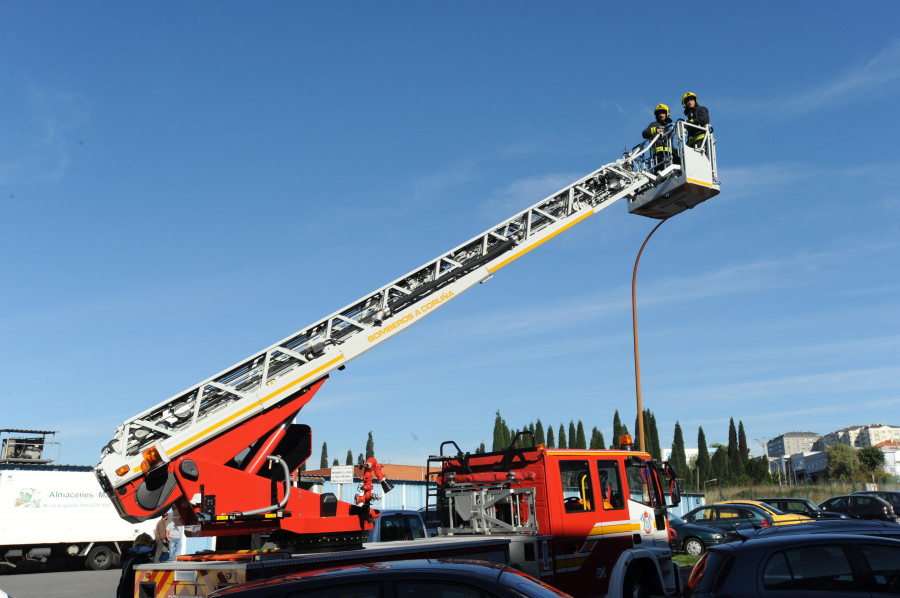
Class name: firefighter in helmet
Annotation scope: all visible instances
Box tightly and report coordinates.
[642,104,674,171]
[682,92,710,148]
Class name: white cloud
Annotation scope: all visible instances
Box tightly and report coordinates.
[732,39,900,117]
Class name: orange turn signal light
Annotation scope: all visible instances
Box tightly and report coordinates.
[115,465,130,477]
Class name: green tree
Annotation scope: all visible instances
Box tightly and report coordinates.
[332,458,339,466]
[727,418,745,482]
[492,411,510,451]
[568,421,577,449]
[738,421,749,461]
[826,444,860,480]
[558,424,567,450]
[535,419,546,446]
[612,411,623,448]
[710,445,730,485]
[365,432,375,460]
[696,427,711,490]
[575,421,587,449]
[547,427,555,448]
[357,453,364,467]
[589,427,606,449]
[858,446,885,475]
[648,410,661,460]
[345,450,353,466]
[320,442,329,470]
[671,421,689,487]
[476,442,486,454]
[746,456,771,484]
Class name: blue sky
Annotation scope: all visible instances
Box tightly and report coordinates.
[1,2,898,469]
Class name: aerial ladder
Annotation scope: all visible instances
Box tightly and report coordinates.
[94,120,718,549]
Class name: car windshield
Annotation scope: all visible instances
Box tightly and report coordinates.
[669,514,684,524]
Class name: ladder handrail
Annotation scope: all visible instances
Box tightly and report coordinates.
[97,144,664,489]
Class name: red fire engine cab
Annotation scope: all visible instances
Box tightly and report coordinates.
[429,434,682,597]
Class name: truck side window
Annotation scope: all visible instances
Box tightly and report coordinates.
[559,460,595,513]
[595,460,625,510]
[623,460,652,507]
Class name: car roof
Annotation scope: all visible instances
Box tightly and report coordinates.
[825,493,892,505]
[717,499,769,507]
[209,559,508,596]
[756,497,810,502]
[715,531,900,552]
[723,519,900,541]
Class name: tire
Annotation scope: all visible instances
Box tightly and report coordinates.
[623,566,652,598]
[85,545,115,571]
[684,537,705,556]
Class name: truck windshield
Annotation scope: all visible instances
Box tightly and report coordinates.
[624,460,653,507]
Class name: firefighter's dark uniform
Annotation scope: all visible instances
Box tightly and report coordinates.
[642,110,673,170]
[682,93,710,148]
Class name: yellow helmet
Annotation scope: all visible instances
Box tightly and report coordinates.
[654,103,669,116]
[682,92,698,107]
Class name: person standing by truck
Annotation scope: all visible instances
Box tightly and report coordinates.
[153,512,168,562]
[165,512,182,562]
[116,533,153,598]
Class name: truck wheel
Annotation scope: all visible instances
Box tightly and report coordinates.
[684,537,705,556]
[86,545,115,570]
[623,566,652,598]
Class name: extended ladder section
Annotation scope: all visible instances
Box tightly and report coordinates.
[95,128,719,528]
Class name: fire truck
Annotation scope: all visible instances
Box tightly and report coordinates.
[428,434,683,597]
[94,121,718,597]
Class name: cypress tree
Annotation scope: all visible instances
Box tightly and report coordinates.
[738,421,749,461]
[696,427,710,491]
[590,427,606,449]
[671,421,689,486]
[365,432,374,460]
[320,442,329,470]
[492,411,506,451]
[648,410,662,460]
[612,411,623,448]
[575,421,587,449]
[332,458,339,466]
[568,421,577,449]
[345,450,353,465]
[558,424,567,450]
[547,427,555,448]
[535,419,546,446]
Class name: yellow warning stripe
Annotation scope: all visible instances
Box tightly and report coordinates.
[686,177,713,188]
[487,210,593,274]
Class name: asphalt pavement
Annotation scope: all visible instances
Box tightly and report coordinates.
[0,569,120,598]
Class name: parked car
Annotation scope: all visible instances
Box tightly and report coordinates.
[851,490,900,512]
[684,533,900,597]
[756,496,849,519]
[668,513,725,556]
[681,503,773,532]
[716,500,811,525]
[367,509,428,542]
[819,494,899,522]
[723,518,900,543]
[208,559,573,597]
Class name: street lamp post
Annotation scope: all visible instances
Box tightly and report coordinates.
[632,219,667,453]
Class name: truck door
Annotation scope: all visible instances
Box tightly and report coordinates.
[552,458,612,595]
[623,458,668,545]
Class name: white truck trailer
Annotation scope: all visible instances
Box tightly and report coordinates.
[0,429,155,573]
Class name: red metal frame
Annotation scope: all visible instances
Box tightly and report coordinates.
[111,378,376,538]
